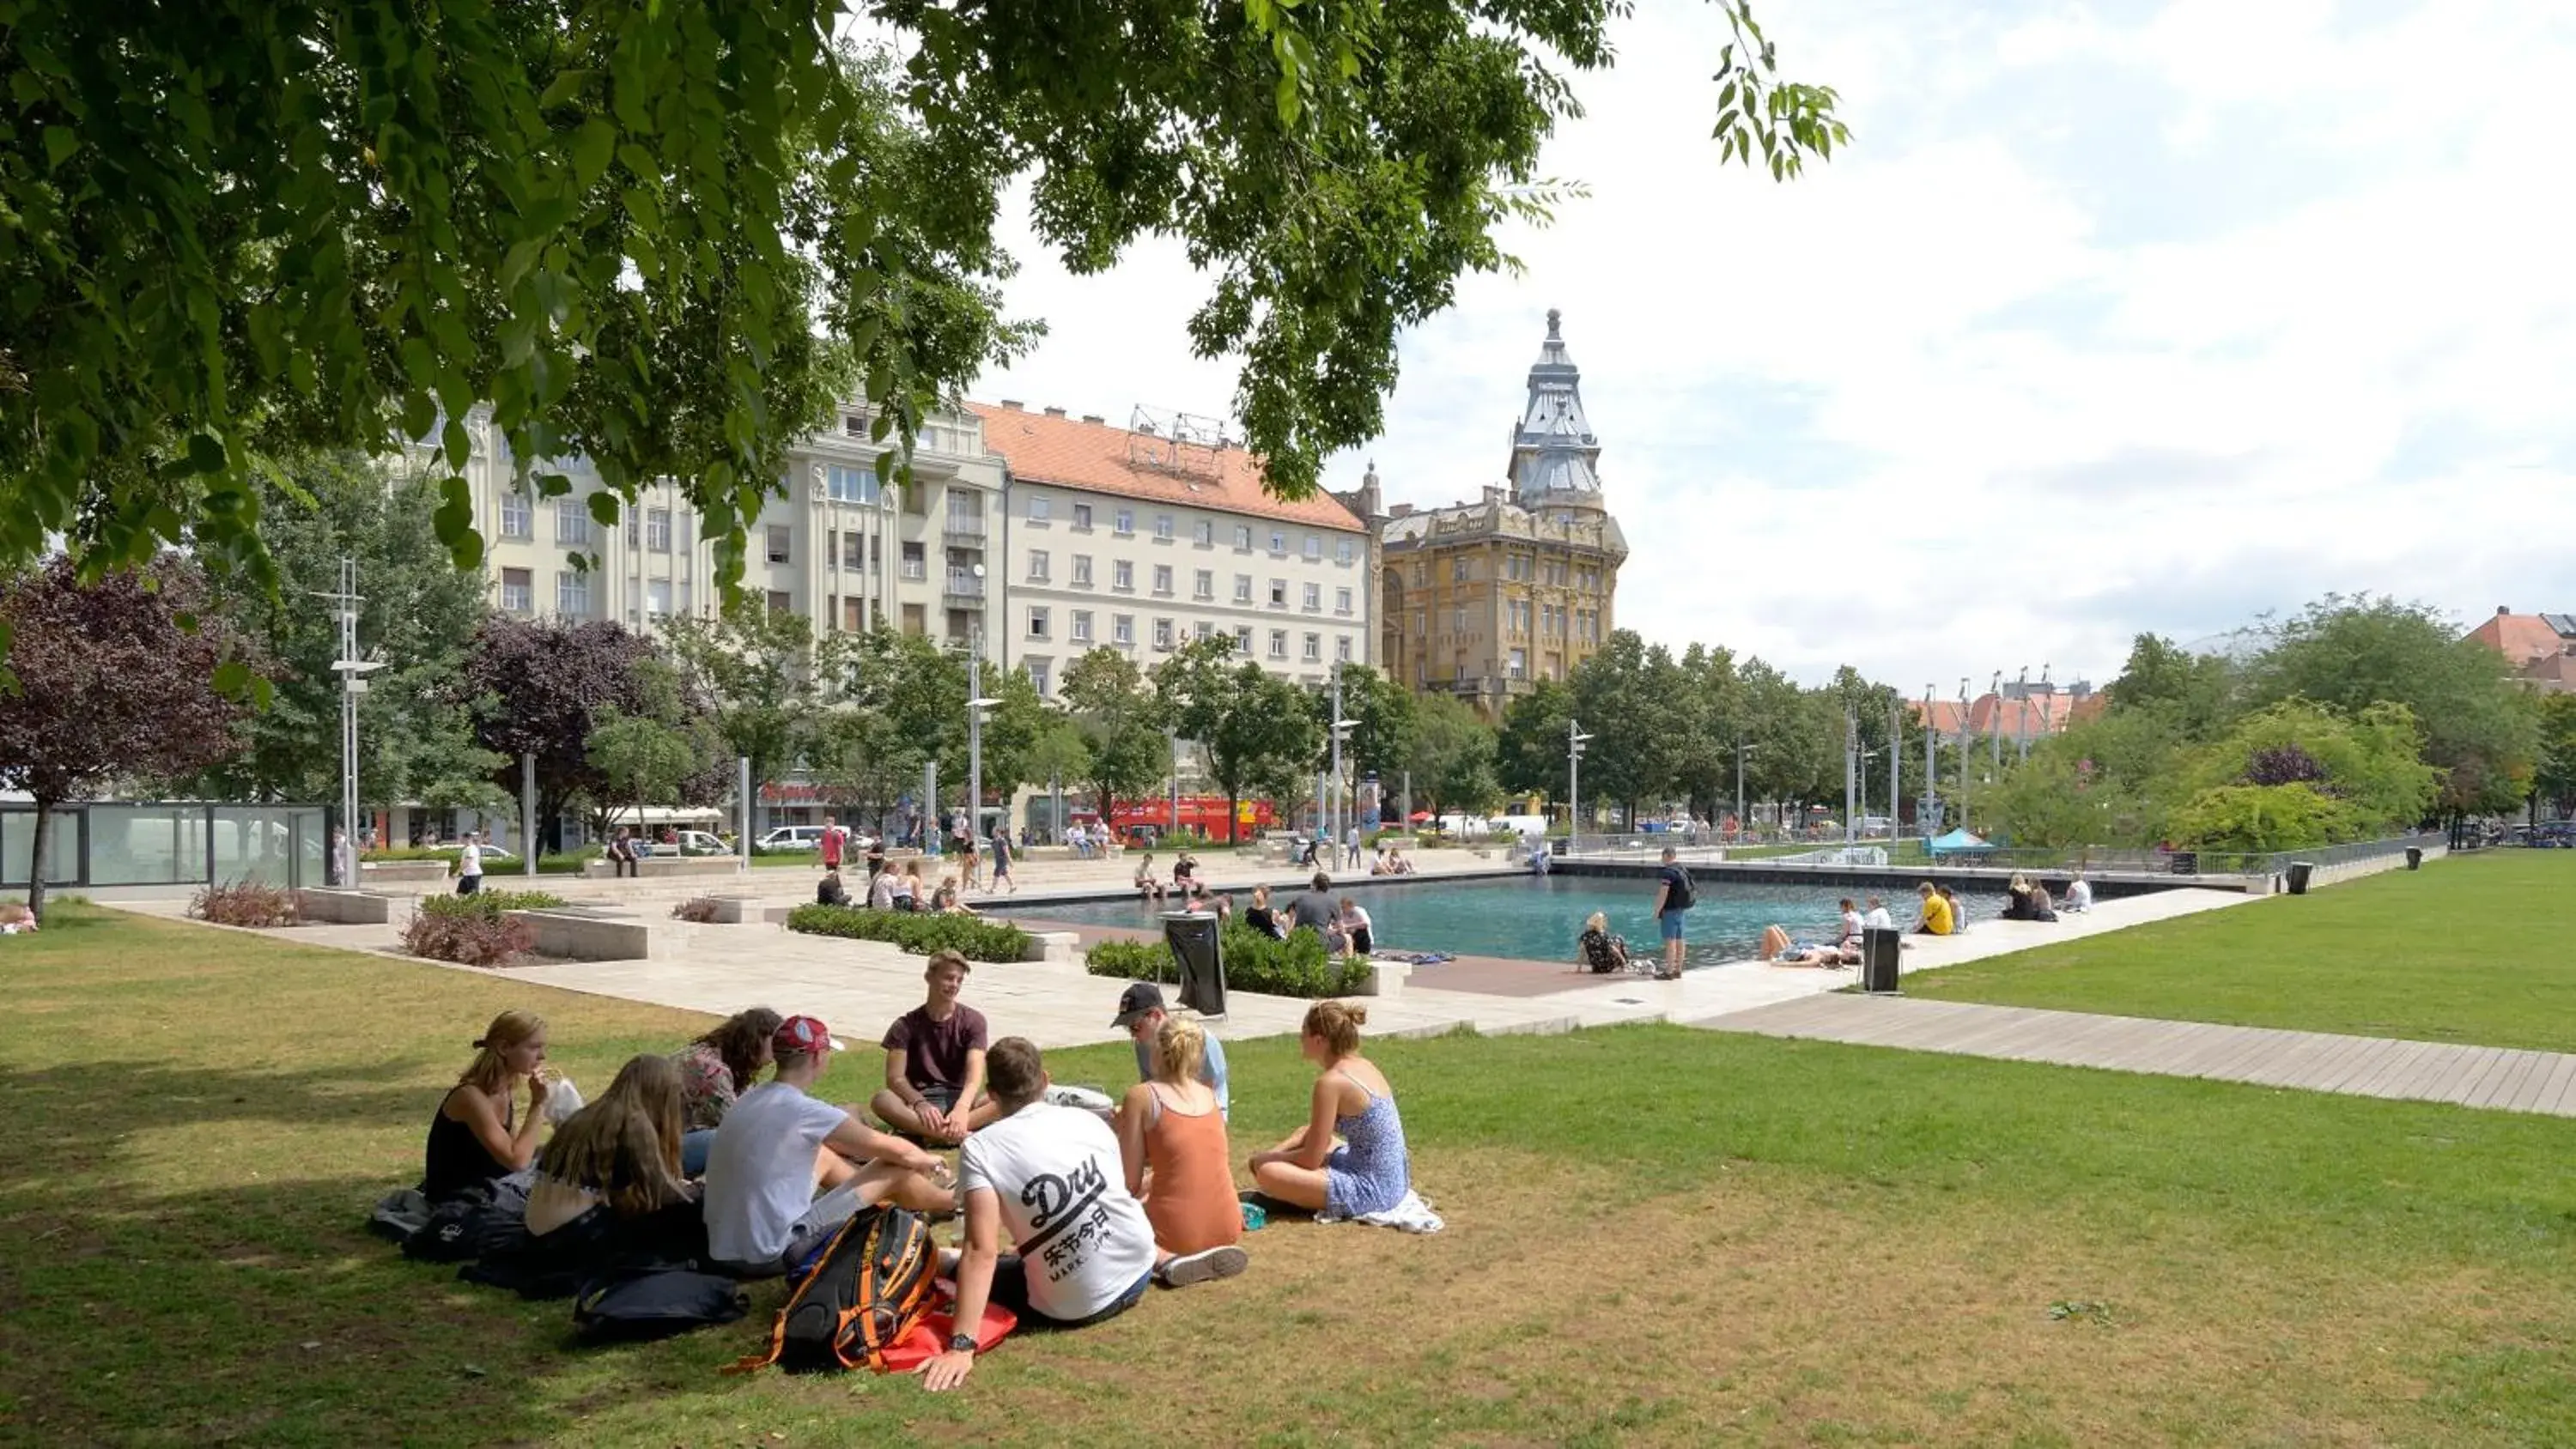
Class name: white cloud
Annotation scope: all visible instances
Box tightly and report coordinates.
[974,0,2576,688]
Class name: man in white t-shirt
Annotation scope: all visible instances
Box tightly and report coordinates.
[917,1036,1245,1392]
[456,832,484,896]
[703,1015,949,1278]
[2063,874,2093,912]
[1861,896,1895,931]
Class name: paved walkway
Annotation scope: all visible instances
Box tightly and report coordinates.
[1693,994,2576,1116]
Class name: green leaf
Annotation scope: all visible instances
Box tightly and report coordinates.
[570,118,617,189]
[213,660,252,699]
[186,433,228,475]
[42,124,76,171]
[586,492,622,528]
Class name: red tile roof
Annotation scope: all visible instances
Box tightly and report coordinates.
[2468,611,2570,669]
[970,403,1364,533]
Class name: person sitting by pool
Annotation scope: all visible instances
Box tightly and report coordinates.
[1758,924,1856,967]
[1912,882,1953,937]
[1287,872,1339,939]
[1939,885,1969,934]
[1392,851,1417,876]
[1170,850,1199,895]
[867,862,900,910]
[889,860,925,912]
[817,869,851,907]
[425,1009,556,1203]
[2061,873,2093,912]
[1249,1002,1412,1218]
[933,881,979,917]
[2002,874,2058,923]
[1862,896,1894,931]
[1370,846,1394,876]
[1133,852,1165,903]
[1208,892,1234,925]
[1338,897,1375,957]
[1243,884,1288,941]
[1577,912,1632,973]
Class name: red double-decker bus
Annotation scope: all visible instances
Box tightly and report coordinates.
[1090,795,1279,844]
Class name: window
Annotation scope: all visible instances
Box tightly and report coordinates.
[1072,610,1094,643]
[1072,502,1093,530]
[765,524,792,565]
[1413,562,1428,585]
[1196,621,1214,640]
[1028,606,1050,640]
[645,507,672,552]
[1113,560,1134,592]
[646,579,673,616]
[1453,608,1467,633]
[1335,587,1353,615]
[1509,647,1528,679]
[1027,549,1050,582]
[842,597,863,632]
[1452,556,1470,582]
[902,541,927,579]
[1152,564,1173,596]
[825,465,878,503]
[1234,626,1255,652]
[841,531,865,571]
[1194,569,1214,600]
[1335,635,1352,663]
[1267,629,1288,659]
[1413,611,1425,635]
[1303,633,1321,662]
[1234,574,1254,603]
[1233,525,1253,550]
[1154,617,1174,650]
[1337,539,1355,565]
[1113,615,1134,646]
[1029,496,1052,523]
[1072,555,1093,586]
[766,589,793,615]
[1303,535,1321,561]
[493,568,534,613]
[555,571,589,615]
[499,494,532,540]
[1302,582,1321,612]
[1153,513,1174,540]
[1194,520,1214,546]
[1113,508,1134,536]
[1028,659,1052,696]
[557,497,592,546]
[1268,530,1285,555]
[1268,579,1287,608]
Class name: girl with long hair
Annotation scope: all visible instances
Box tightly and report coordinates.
[1115,1015,1242,1261]
[674,1007,782,1176]
[423,1009,551,1202]
[1249,1001,1412,1216]
[525,1053,696,1238]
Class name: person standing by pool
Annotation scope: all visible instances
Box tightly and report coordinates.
[1344,822,1362,870]
[988,825,1017,895]
[1649,846,1692,979]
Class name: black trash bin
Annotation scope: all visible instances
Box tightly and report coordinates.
[2286,862,2314,895]
[1859,926,1902,993]
[1161,912,1227,1018]
[2405,846,2423,871]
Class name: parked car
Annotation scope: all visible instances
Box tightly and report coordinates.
[417,841,518,864]
[646,829,733,858]
[758,826,823,852]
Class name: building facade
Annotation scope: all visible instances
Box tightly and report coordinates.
[442,403,1005,649]
[981,401,1372,700]
[1357,311,1627,720]
[2467,606,2576,694]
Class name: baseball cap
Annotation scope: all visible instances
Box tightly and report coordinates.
[774,1015,847,1054]
[1110,982,1167,1029]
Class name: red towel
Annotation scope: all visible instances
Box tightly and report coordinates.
[874,1285,1017,1373]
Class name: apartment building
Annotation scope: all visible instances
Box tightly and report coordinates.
[447,403,1004,646]
[979,401,1371,699]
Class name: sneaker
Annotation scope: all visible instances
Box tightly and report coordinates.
[1157,1245,1249,1288]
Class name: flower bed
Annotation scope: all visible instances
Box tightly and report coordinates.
[1083,923,1371,998]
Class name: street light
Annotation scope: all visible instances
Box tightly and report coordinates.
[965,562,992,851]
[314,556,384,886]
[1327,660,1352,855]
[1568,718,1595,850]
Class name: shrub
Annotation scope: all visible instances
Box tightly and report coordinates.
[189,878,300,928]
[476,888,568,912]
[671,896,723,923]
[404,894,537,967]
[786,905,1031,963]
[1082,923,1371,998]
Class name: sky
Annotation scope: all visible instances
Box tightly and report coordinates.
[966,0,2576,694]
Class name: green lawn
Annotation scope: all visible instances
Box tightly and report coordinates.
[1907,851,2576,1050]
[9,901,2576,1445]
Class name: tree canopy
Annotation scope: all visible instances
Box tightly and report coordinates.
[0,1,1840,643]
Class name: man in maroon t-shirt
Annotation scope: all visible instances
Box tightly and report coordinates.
[868,949,996,1145]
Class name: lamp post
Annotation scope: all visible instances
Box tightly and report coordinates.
[317,557,385,886]
[1923,682,1938,837]
[1568,718,1594,850]
[1734,740,1757,839]
[1327,661,1346,854]
[965,580,996,852]
[1957,676,1971,829]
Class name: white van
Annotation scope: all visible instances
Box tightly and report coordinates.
[759,826,823,852]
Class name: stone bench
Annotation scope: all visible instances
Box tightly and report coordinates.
[357,860,452,887]
[294,888,392,925]
[512,908,652,961]
[1352,958,1411,997]
[1021,931,1078,965]
[582,856,746,880]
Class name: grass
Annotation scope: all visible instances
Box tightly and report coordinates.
[11,903,2576,1444]
[1906,851,2576,1050]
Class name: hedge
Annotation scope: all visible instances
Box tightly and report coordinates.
[786,904,1032,963]
[1082,923,1371,998]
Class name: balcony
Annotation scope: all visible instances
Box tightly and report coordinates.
[943,572,987,608]
[944,512,988,540]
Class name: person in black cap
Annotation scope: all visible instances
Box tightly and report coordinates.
[1112,982,1229,1118]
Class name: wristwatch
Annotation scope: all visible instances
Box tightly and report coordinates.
[947,1332,979,1355]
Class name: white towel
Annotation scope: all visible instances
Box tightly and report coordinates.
[1319,1190,1443,1234]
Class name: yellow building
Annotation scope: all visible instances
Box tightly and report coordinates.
[1345,311,1627,720]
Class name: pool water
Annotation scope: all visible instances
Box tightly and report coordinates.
[995,875,2007,971]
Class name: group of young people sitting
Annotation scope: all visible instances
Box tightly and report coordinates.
[809,859,980,916]
[1366,846,1417,876]
[1239,875,1374,955]
[419,951,1414,1391]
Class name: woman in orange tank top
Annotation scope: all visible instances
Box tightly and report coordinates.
[1116,1016,1244,1259]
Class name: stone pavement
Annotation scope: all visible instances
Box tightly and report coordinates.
[120,869,2258,1054]
[1692,993,2576,1117]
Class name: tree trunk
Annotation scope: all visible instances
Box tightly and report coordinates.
[25,797,52,922]
[1225,790,1240,846]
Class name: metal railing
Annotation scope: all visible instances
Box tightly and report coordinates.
[1555,831,2446,882]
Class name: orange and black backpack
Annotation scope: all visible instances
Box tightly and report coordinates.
[727,1205,939,1374]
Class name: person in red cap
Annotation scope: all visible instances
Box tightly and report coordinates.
[702,1012,950,1279]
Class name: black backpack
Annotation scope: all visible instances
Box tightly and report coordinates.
[402,1180,531,1264]
[574,1270,749,1343]
[1664,868,1696,910]
[726,1205,938,1374]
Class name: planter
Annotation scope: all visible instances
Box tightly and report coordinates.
[294,888,392,925]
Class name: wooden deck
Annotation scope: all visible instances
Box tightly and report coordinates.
[1690,994,2576,1116]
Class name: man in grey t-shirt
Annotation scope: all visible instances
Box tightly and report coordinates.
[1288,872,1340,934]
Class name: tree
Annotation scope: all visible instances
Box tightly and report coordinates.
[823,625,1044,819]
[1567,631,1684,823]
[456,617,665,852]
[585,708,703,832]
[0,560,261,918]
[1321,664,1417,786]
[2537,694,2576,821]
[1495,677,1575,807]
[1666,644,1746,826]
[2105,634,2237,739]
[1151,638,1318,843]
[664,601,829,811]
[1403,692,1502,820]
[3,3,1840,620]
[1060,647,1170,826]
[191,452,502,815]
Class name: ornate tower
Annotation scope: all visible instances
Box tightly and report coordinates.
[1505,308,1607,515]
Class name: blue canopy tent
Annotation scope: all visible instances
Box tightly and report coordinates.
[1927,828,1996,862]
